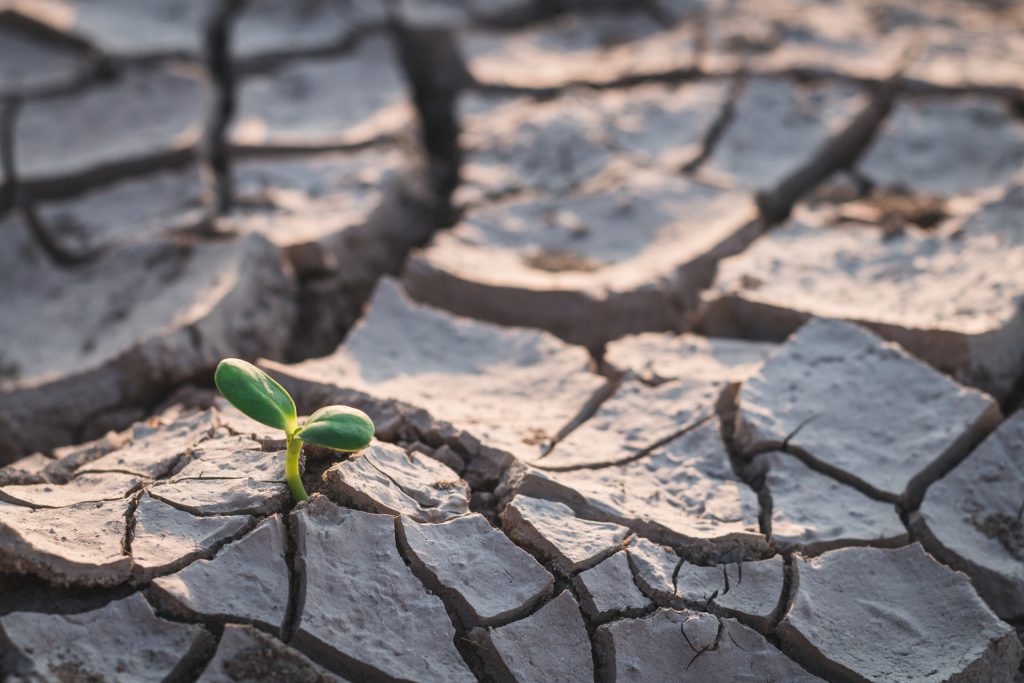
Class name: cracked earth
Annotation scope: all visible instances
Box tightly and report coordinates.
[1,0,1024,682]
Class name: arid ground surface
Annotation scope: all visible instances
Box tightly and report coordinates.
[1,0,1024,681]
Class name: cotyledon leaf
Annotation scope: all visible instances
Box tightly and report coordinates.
[214,358,297,433]
[297,405,375,452]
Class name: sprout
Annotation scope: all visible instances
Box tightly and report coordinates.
[214,358,374,502]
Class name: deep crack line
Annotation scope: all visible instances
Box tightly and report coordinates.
[391,516,488,680]
[389,21,468,227]
[0,96,18,213]
[201,0,242,217]
[682,72,744,174]
[22,202,89,266]
[779,414,820,451]
[127,513,259,586]
[280,505,305,643]
[120,490,143,557]
[778,440,902,505]
[753,411,905,505]
[773,552,799,632]
[362,451,445,508]
[144,485,286,518]
[756,72,901,225]
[536,413,716,472]
[564,581,601,644]
[538,377,621,460]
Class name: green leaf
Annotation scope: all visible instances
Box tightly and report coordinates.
[297,405,375,452]
[214,358,297,433]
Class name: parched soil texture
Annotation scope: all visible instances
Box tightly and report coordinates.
[1,1,1024,682]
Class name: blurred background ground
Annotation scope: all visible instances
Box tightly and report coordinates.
[1,0,1023,458]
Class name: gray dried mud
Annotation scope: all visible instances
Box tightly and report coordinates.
[3,1,1024,681]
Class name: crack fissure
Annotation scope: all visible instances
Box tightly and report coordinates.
[201,0,242,217]
[169,622,222,683]
[127,512,260,585]
[390,22,467,228]
[670,556,685,599]
[756,74,900,224]
[779,440,899,505]
[773,552,799,631]
[537,413,715,473]
[120,490,143,557]
[143,488,284,518]
[0,97,18,213]
[279,502,304,643]
[538,376,621,459]
[682,72,744,174]
[391,516,491,682]
[564,579,604,683]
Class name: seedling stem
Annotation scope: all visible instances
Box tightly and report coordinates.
[285,433,307,502]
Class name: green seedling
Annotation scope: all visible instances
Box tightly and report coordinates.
[214,358,374,502]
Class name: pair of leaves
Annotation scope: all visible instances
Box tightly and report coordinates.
[214,359,374,451]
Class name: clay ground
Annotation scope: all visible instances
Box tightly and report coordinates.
[1,0,1024,681]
